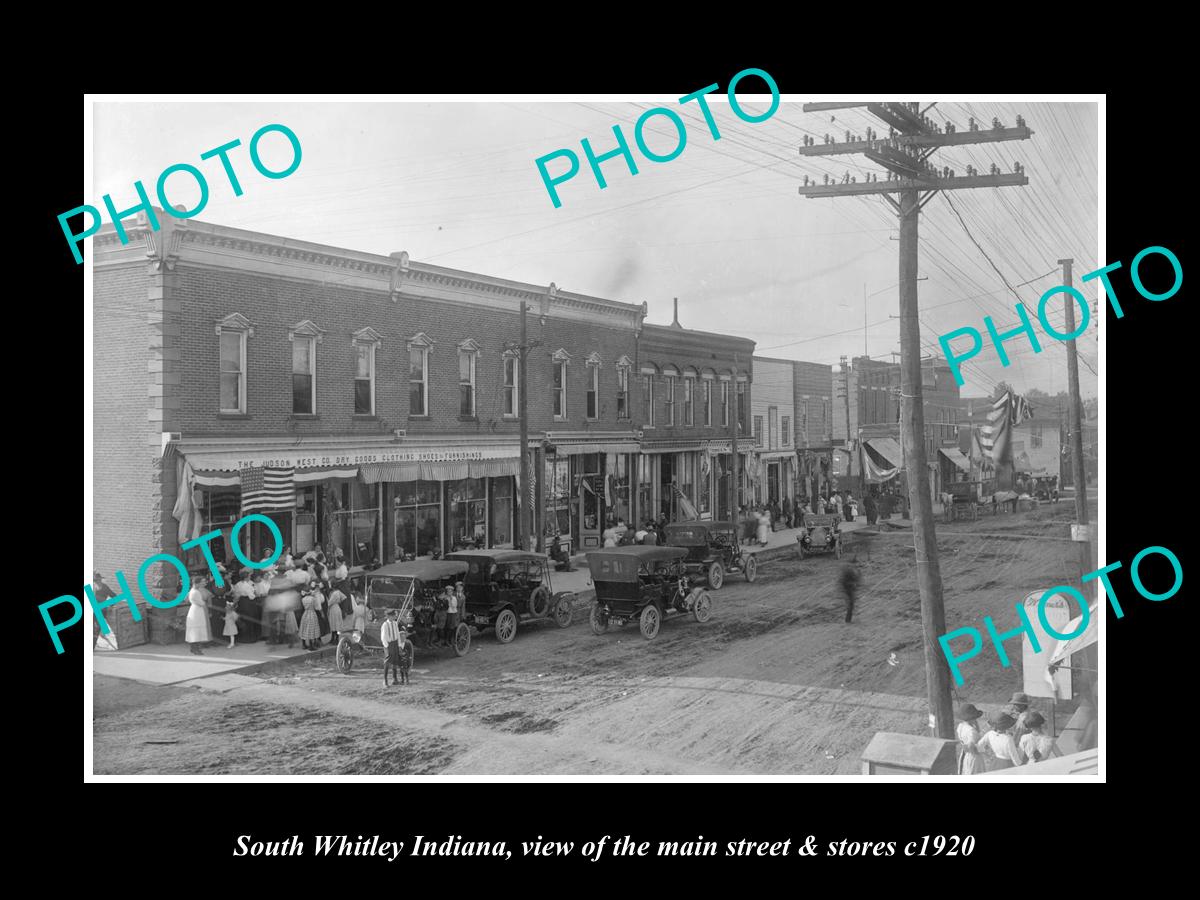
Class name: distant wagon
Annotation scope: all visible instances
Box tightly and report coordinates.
[663,520,759,590]
[585,545,712,641]
[335,559,472,673]
[445,549,576,644]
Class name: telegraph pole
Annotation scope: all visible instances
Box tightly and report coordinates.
[507,302,540,552]
[798,102,1033,739]
[730,361,740,521]
[839,355,856,498]
[1059,258,1092,588]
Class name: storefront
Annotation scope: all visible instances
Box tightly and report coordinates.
[640,440,751,524]
[541,436,639,551]
[171,437,521,569]
[753,449,796,509]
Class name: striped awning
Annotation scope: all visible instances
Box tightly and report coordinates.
[551,441,640,456]
[864,437,904,469]
[938,447,971,473]
[190,464,359,487]
[359,457,520,484]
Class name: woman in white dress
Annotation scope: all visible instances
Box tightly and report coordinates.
[976,712,1027,770]
[755,508,770,546]
[1018,712,1059,765]
[955,703,986,775]
[184,574,213,655]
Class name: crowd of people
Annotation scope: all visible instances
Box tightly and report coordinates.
[953,690,1096,773]
[171,546,364,657]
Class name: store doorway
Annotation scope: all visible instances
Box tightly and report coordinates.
[767,462,780,508]
[659,454,674,521]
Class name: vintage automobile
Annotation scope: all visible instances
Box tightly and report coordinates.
[586,545,713,641]
[334,559,471,673]
[663,520,758,590]
[444,549,576,644]
[796,513,843,560]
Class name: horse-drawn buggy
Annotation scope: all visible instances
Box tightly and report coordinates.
[334,559,472,672]
[795,513,843,560]
[445,549,576,644]
[663,520,759,590]
[586,545,713,641]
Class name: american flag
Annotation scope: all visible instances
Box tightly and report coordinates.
[981,391,1035,463]
[240,466,296,513]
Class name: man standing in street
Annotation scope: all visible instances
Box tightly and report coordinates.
[381,609,402,686]
[838,563,861,624]
[91,572,116,649]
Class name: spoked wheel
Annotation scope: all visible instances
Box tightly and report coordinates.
[639,604,662,640]
[589,602,609,635]
[553,592,575,628]
[335,637,354,673]
[494,608,518,644]
[528,586,550,618]
[453,622,471,657]
[744,553,759,582]
[707,561,725,590]
[691,590,713,623]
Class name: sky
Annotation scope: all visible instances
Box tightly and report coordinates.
[92,97,1100,401]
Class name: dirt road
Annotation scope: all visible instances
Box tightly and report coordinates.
[94,503,1092,775]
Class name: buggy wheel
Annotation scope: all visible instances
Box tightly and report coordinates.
[335,637,354,674]
[553,592,575,628]
[692,590,712,623]
[528,586,550,618]
[744,553,759,582]
[639,604,661,640]
[589,602,609,635]
[494,609,518,644]
[453,622,471,657]
[707,561,725,590]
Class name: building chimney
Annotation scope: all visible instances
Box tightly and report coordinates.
[670,297,682,329]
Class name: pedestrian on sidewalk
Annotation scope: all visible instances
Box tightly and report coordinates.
[976,712,1027,770]
[222,596,239,649]
[298,586,322,651]
[91,572,116,649]
[864,492,878,525]
[326,583,346,646]
[1019,711,1059,764]
[398,628,414,685]
[185,573,212,655]
[755,508,770,546]
[838,563,860,623]
[955,703,986,775]
[381,609,402,686]
[1004,692,1032,746]
[843,492,854,522]
[781,496,792,529]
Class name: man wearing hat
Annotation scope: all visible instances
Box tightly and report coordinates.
[1004,692,1033,746]
[955,703,986,775]
[381,608,402,687]
[976,711,1027,769]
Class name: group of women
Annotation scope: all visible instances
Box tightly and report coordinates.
[183,547,368,655]
[954,692,1060,774]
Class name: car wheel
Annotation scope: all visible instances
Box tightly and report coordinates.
[692,590,712,623]
[589,602,609,635]
[553,592,575,628]
[745,553,759,582]
[707,561,725,590]
[494,609,518,644]
[335,637,353,673]
[453,622,471,657]
[528,586,550,618]
[639,604,661,640]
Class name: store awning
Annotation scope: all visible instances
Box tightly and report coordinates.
[358,457,520,484]
[757,449,796,461]
[864,437,904,469]
[973,749,1098,778]
[1050,604,1098,666]
[938,447,971,473]
[552,441,641,455]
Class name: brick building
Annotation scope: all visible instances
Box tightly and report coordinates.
[94,213,649,617]
[749,356,796,510]
[636,304,755,524]
[792,360,834,505]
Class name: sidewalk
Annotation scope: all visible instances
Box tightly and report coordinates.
[92,640,325,685]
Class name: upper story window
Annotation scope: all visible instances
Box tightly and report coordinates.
[216,313,253,414]
[753,415,764,447]
[288,319,325,416]
[736,379,748,433]
[720,377,730,427]
[352,327,382,416]
[640,364,657,428]
[585,352,601,420]
[458,339,480,418]
[701,371,713,426]
[503,351,519,418]
[552,349,571,420]
[782,415,792,447]
[663,366,678,427]
[408,332,434,417]
[682,369,696,427]
[616,356,632,421]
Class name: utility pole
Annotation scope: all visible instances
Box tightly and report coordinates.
[507,302,541,552]
[1059,258,1092,589]
[839,355,856,498]
[798,102,1032,740]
